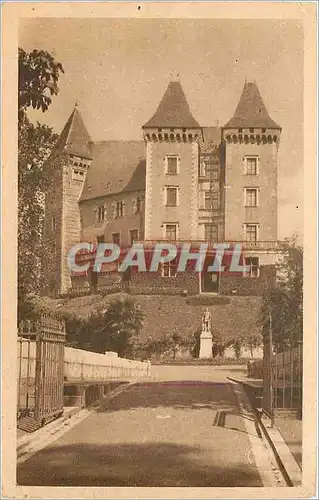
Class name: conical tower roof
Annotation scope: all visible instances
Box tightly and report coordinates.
[224,82,280,129]
[56,105,93,159]
[143,81,200,129]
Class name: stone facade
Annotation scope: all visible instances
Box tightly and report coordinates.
[44,80,281,297]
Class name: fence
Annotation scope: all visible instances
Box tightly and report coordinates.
[272,344,303,413]
[248,343,302,418]
[17,315,66,428]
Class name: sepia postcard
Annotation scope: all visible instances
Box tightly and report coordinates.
[1,2,317,498]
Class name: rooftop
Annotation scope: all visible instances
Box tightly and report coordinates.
[224,82,281,129]
[143,81,200,129]
[56,105,93,159]
[80,140,145,202]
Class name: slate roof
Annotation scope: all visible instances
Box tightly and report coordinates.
[80,141,146,202]
[224,82,281,129]
[201,127,222,153]
[143,81,200,129]
[56,106,94,159]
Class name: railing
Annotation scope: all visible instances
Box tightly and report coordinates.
[272,344,303,411]
[248,344,303,416]
[135,240,283,250]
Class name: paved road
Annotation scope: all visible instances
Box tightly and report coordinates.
[17,366,281,487]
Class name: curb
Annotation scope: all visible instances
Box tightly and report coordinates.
[228,376,302,487]
[258,414,302,487]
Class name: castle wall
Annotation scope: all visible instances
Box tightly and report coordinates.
[223,129,279,241]
[80,191,145,246]
[144,139,199,240]
[42,159,64,296]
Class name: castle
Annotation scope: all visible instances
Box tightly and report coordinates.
[43,80,281,298]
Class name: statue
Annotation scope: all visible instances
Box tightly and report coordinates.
[199,308,213,359]
[202,307,212,333]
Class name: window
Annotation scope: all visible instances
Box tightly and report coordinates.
[204,191,220,210]
[51,217,56,231]
[72,169,85,181]
[245,257,260,278]
[136,196,142,213]
[245,188,258,207]
[97,205,106,222]
[165,186,178,206]
[164,223,178,241]
[162,261,177,278]
[250,128,254,133]
[165,156,178,175]
[204,224,218,241]
[245,224,258,242]
[115,201,124,218]
[133,196,142,215]
[245,156,258,175]
[112,233,120,246]
[129,229,139,245]
[199,159,206,178]
[204,191,212,210]
[238,128,243,133]
[212,192,220,210]
[262,128,266,133]
[211,169,219,182]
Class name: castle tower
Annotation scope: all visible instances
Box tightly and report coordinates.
[222,82,281,243]
[43,104,93,296]
[142,81,202,241]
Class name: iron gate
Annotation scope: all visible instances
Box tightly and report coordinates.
[17,315,66,430]
[262,343,302,419]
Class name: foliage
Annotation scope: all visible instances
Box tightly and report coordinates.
[191,328,229,359]
[67,298,145,357]
[142,332,192,359]
[260,239,303,352]
[18,47,64,319]
[19,48,64,125]
[18,119,64,318]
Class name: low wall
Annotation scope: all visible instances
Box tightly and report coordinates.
[18,339,151,385]
[64,347,151,381]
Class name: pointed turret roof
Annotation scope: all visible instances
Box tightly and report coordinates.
[224,82,280,129]
[143,81,200,128]
[56,105,93,159]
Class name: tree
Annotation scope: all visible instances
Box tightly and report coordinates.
[260,239,303,352]
[90,298,144,356]
[18,48,64,318]
[19,48,64,125]
[18,122,58,310]
[244,330,263,358]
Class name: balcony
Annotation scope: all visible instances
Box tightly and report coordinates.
[135,240,283,250]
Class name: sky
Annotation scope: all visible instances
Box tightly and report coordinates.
[19,18,303,241]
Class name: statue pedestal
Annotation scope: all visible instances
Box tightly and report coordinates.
[199,331,213,359]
